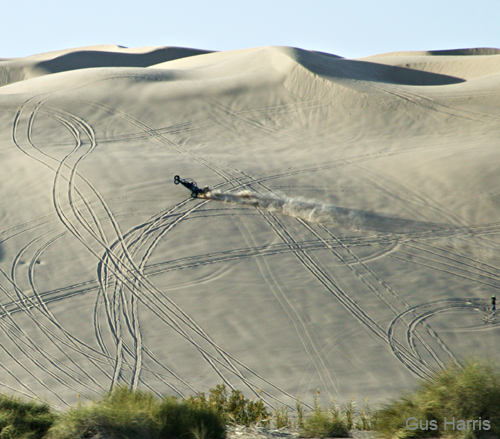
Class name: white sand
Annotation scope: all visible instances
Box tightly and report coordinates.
[1,45,500,409]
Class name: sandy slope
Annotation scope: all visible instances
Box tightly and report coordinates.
[1,45,500,409]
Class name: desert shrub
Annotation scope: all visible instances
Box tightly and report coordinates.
[0,394,54,439]
[47,386,225,439]
[273,404,291,429]
[186,384,270,427]
[300,408,350,437]
[342,398,355,430]
[46,387,159,439]
[355,398,377,431]
[375,360,500,438]
[157,396,225,439]
[295,397,305,429]
[299,395,349,438]
[296,392,376,434]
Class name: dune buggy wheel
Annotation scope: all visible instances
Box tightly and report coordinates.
[191,192,198,198]
[174,175,180,184]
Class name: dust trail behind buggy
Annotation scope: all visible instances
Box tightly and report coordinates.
[207,190,443,234]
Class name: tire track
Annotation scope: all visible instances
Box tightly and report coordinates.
[2,231,395,312]
[408,241,500,282]
[13,97,157,396]
[11,231,114,385]
[369,81,500,126]
[310,223,459,370]
[22,100,130,382]
[82,97,325,145]
[21,98,302,408]
[388,299,497,369]
[32,103,155,392]
[38,102,203,393]
[390,246,500,289]
[227,177,387,394]
[10,102,141,396]
[212,172,451,379]
[260,209,432,378]
[19,85,496,402]
[0,270,77,404]
[9,95,498,392]
[64,99,310,406]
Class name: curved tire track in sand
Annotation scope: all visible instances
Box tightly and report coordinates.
[15,96,302,407]
[225,173,390,396]
[67,99,310,407]
[211,173,460,380]
[388,299,499,371]
[13,97,189,397]
[12,232,109,389]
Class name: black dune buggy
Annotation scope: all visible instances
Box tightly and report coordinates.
[174,175,210,198]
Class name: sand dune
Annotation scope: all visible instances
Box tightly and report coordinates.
[0,45,212,86]
[366,48,500,81]
[1,45,500,409]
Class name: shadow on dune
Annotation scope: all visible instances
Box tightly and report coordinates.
[12,45,485,89]
[35,47,213,74]
[426,47,500,56]
[327,205,445,234]
[293,49,466,85]
[0,47,215,87]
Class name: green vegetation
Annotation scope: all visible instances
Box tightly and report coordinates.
[273,404,290,429]
[156,396,226,439]
[374,360,500,438]
[2,360,499,439]
[0,394,54,439]
[299,392,350,438]
[47,386,225,439]
[47,387,158,439]
[295,397,305,429]
[300,405,350,437]
[298,392,376,437]
[0,386,376,438]
[186,384,271,427]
